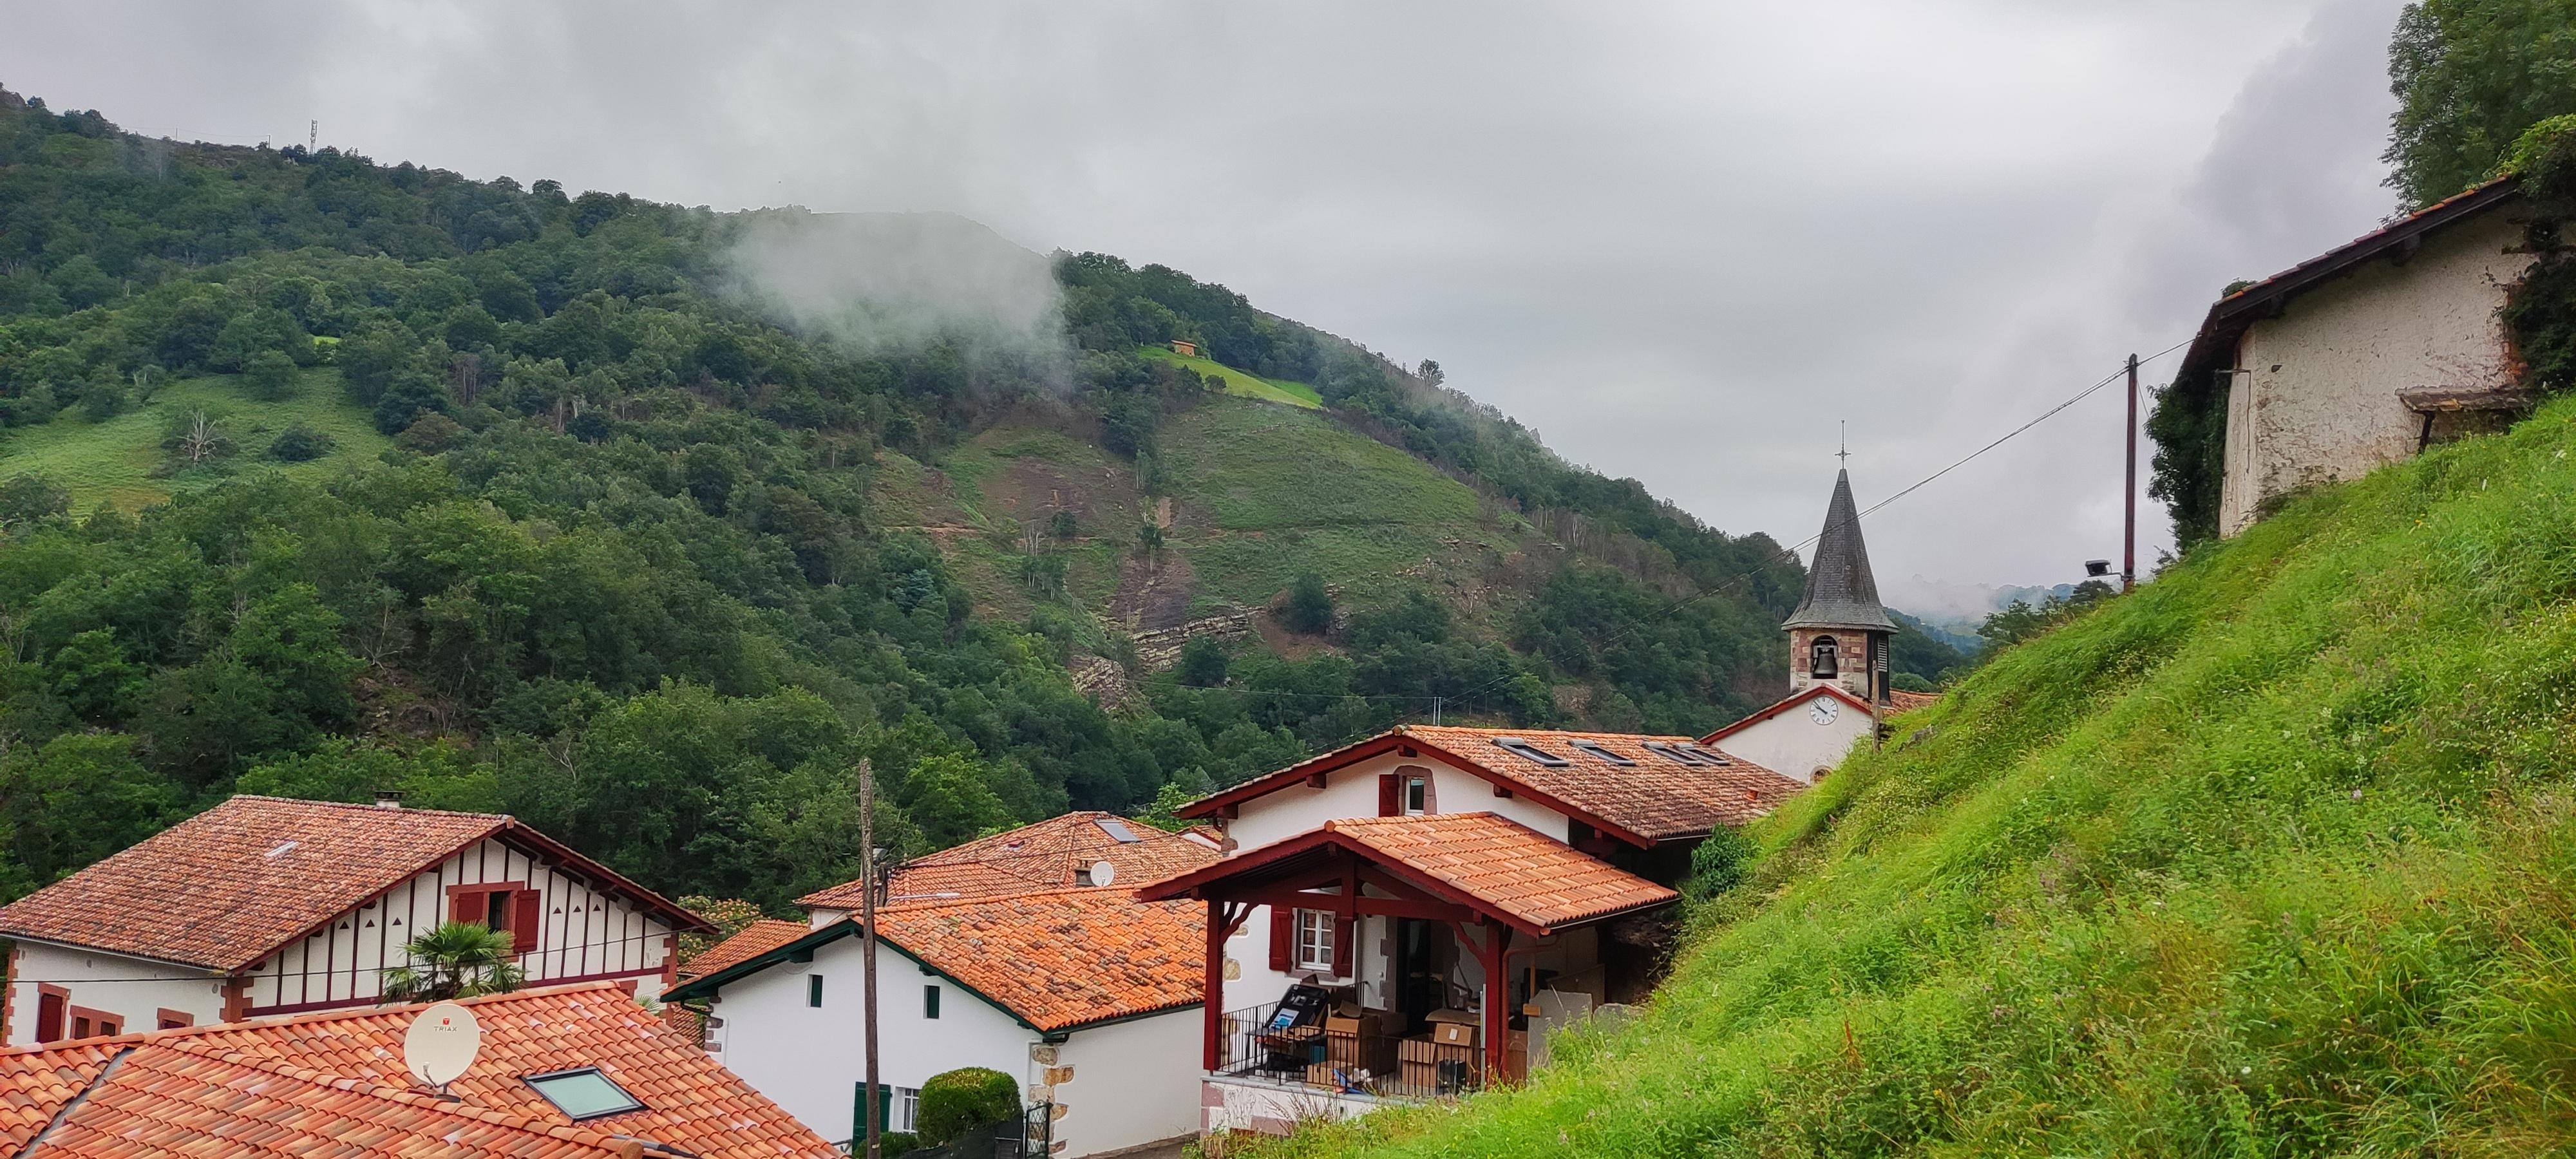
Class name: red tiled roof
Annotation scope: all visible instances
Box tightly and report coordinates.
[1138,813,1677,934]
[800,812,1217,909]
[679,919,809,981]
[1887,689,1942,713]
[873,889,1204,1033]
[1182,726,1805,843]
[0,796,705,972]
[0,983,836,1158]
[27,1044,645,1158]
[1332,813,1678,929]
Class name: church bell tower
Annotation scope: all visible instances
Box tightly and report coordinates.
[1783,467,1896,706]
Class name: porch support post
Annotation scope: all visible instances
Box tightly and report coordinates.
[1478,919,1511,1084]
[1204,897,1225,1071]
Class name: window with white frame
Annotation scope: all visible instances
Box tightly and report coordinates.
[1294,908,1338,972]
[896,1086,921,1132]
[1403,774,1428,815]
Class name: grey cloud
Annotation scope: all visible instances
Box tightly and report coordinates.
[0,0,2400,592]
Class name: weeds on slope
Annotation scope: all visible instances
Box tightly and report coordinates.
[1242,402,2576,1158]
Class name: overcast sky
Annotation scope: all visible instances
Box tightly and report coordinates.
[0,0,2409,613]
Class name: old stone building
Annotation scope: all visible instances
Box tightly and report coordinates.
[2177,178,2538,538]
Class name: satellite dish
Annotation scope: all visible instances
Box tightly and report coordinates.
[1088,860,1117,886]
[404,1001,482,1088]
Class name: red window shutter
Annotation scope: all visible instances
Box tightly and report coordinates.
[1378,773,1399,816]
[450,889,478,925]
[1332,915,1354,977]
[511,889,542,956]
[1269,906,1293,972]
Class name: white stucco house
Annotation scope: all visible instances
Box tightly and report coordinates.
[664,813,1219,1157]
[2175,177,2539,538]
[1150,724,1801,1134]
[0,795,706,1046]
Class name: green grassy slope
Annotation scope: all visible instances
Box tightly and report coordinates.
[870,395,1516,628]
[1262,400,2576,1156]
[1142,344,1325,408]
[0,368,392,511]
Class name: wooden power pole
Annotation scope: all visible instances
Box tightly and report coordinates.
[2123,353,2139,594]
[859,759,881,1159]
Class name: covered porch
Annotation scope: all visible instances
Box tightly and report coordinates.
[1137,813,1678,1122]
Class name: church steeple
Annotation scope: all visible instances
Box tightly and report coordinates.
[1783,468,1895,704]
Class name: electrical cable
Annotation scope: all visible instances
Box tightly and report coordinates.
[1316,339,2197,736]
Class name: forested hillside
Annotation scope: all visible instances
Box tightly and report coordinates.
[0,85,1960,909]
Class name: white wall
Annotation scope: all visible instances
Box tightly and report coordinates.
[1707,690,1874,784]
[5,942,227,1046]
[1050,1009,1202,1155]
[245,834,677,1015]
[2219,209,2533,537]
[1226,750,1571,853]
[704,929,1036,1147]
[1215,750,1577,1026]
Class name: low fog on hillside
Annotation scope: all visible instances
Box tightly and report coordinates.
[719,209,1069,380]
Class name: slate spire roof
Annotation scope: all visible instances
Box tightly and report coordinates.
[1783,469,1896,632]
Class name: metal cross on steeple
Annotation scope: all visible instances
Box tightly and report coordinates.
[1836,421,1850,466]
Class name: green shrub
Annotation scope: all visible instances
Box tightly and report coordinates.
[914,1067,1019,1145]
[1681,823,1754,901]
[880,1130,920,1156]
[242,350,298,401]
[267,422,336,462]
[1283,571,1333,635]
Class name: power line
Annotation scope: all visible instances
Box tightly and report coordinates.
[1321,341,2197,735]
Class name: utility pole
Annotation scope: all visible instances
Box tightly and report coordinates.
[859,759,881,1159]
[2123,353,2139,594]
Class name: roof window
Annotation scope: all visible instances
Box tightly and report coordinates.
[1643,741,1730,767]
[524,1067,646,1120]
[1490,737,1569,768]
[1093,818,1142,843]
[1567,739,1635,766]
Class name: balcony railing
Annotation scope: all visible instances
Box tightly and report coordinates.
[1213,1004,1484,1101]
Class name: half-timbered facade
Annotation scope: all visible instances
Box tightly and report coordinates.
[0,795,707,1045]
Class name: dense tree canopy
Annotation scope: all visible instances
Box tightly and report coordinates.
[0,86,1862,912]
[2385,0,2576,208]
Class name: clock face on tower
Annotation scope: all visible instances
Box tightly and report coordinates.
[1809,697,1840,726]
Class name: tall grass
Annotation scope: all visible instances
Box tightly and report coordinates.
[1247,400,2576,1157]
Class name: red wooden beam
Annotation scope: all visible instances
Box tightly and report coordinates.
[1203,898,1224,1071]
[1215,888,1477,923]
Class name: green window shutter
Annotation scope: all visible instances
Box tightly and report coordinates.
[852,1082,893,1136]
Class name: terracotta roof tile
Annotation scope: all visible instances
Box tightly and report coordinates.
[800,813,1216,909]
[0,796,704,972]
[1144,813,1676,933]
[679,920,810,981]
[0,983,835,1158]
[873,889,1204,1033]
[1183,727,1804,842]
[1392,726,1806,837]
[1886,689,1941,713]
[29,1044,641,1158]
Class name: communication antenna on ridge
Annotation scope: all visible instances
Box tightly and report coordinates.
[309,120,317,151]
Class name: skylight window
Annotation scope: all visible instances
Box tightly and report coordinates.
[524,1068,645,1120]
[1567,739,1634,766]
[1093,818,1142,843]
[1490,737,1569,768]
[1643,740,1728,767]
